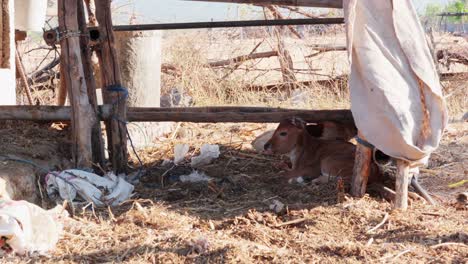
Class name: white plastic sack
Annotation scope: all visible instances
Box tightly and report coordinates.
[344,0,448,166]
[174,144,190,165]
[0,200,68,255]
[45,170,134,207]
[179,171,212,183]
[191,144,220,167]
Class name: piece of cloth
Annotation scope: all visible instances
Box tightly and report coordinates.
[344,0,448,166]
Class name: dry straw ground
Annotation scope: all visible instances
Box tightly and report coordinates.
[2,28,468,263]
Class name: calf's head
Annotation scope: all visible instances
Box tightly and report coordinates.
[264,118,305,154]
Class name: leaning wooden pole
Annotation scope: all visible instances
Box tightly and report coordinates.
[95,0,128,173]
[58,0,95,168]
[77,0,105,167]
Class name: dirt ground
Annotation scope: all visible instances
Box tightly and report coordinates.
[0,120,466,263]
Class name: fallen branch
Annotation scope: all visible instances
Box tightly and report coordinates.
[306,44,346,58]
[161,50,279,76]
[208,50,279,67]
[366,213,389,234]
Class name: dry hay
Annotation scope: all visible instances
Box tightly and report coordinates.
[0,121,466,263]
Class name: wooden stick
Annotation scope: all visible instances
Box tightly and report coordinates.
[267,6,297,86]
[208,50,279,67]
[395,159,410,210]
[15,47,34,105]
[95,0,128,173]
[58,0,95,168]
[57,63,67,106]
[77,0,105,167]
[161,50,278,75]
[350,132,372,197]
[275,217,306,227]
[430,242,468,249]
[0,106,354,123]
[366,213,389,234]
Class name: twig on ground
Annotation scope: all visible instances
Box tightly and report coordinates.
[431,242,468,249]
[366,213,389,234]
[275,217,306,227]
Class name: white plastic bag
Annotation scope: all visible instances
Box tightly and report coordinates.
[174,144,190,165]
[45,170,134,207]
[179,171,212,183]
[0,200,68,255]
[191,144,220,167]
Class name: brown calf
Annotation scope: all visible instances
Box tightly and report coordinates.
[264,118,380,185]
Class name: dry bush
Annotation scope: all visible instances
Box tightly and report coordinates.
[161,29,350,109]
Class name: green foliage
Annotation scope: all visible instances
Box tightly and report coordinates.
[445,0,467,22]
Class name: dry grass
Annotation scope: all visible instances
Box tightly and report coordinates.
[1,121,467,263]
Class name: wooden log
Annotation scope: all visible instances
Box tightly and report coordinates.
[77,0,105,167]
[0,105,354,124]
[185,0,343,8]
[125,110,352,123]
[0,105,72,120]
[350,132,372,197]
[58,0,95,168]
[95,0,128,173]
[395,159,410,210]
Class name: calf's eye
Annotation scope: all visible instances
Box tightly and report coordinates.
[279,132,287,136]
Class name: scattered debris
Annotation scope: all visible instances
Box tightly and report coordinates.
[160,88,193,107]
[161,159,172,166]
[0,200,68,255]
[191,144,220,167]
[455,192,467,209]
[179,171,212,183]
[45,170,134,207]
[188,236,210,254]
[288,176,305,185]
[269,199,285,214]
[174,144,190,165]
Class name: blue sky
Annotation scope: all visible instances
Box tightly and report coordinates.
[113,0,452,23]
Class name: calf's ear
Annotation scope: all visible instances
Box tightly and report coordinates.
[289,117,306,129]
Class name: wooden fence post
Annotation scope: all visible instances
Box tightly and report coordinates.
[77,0,105,167]
[95,0,128,173]
[58,0,95,168]
[350,132,372,197]
[395,159,410,210]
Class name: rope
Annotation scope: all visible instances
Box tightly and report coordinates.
[105,84,144,182]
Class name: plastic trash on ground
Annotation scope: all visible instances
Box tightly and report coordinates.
[45,169,134,207]
[179,171,212,183]
[190,144,220,167]
[174,144,190,165]
[0,200,68,255]
[269,199,285,214]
